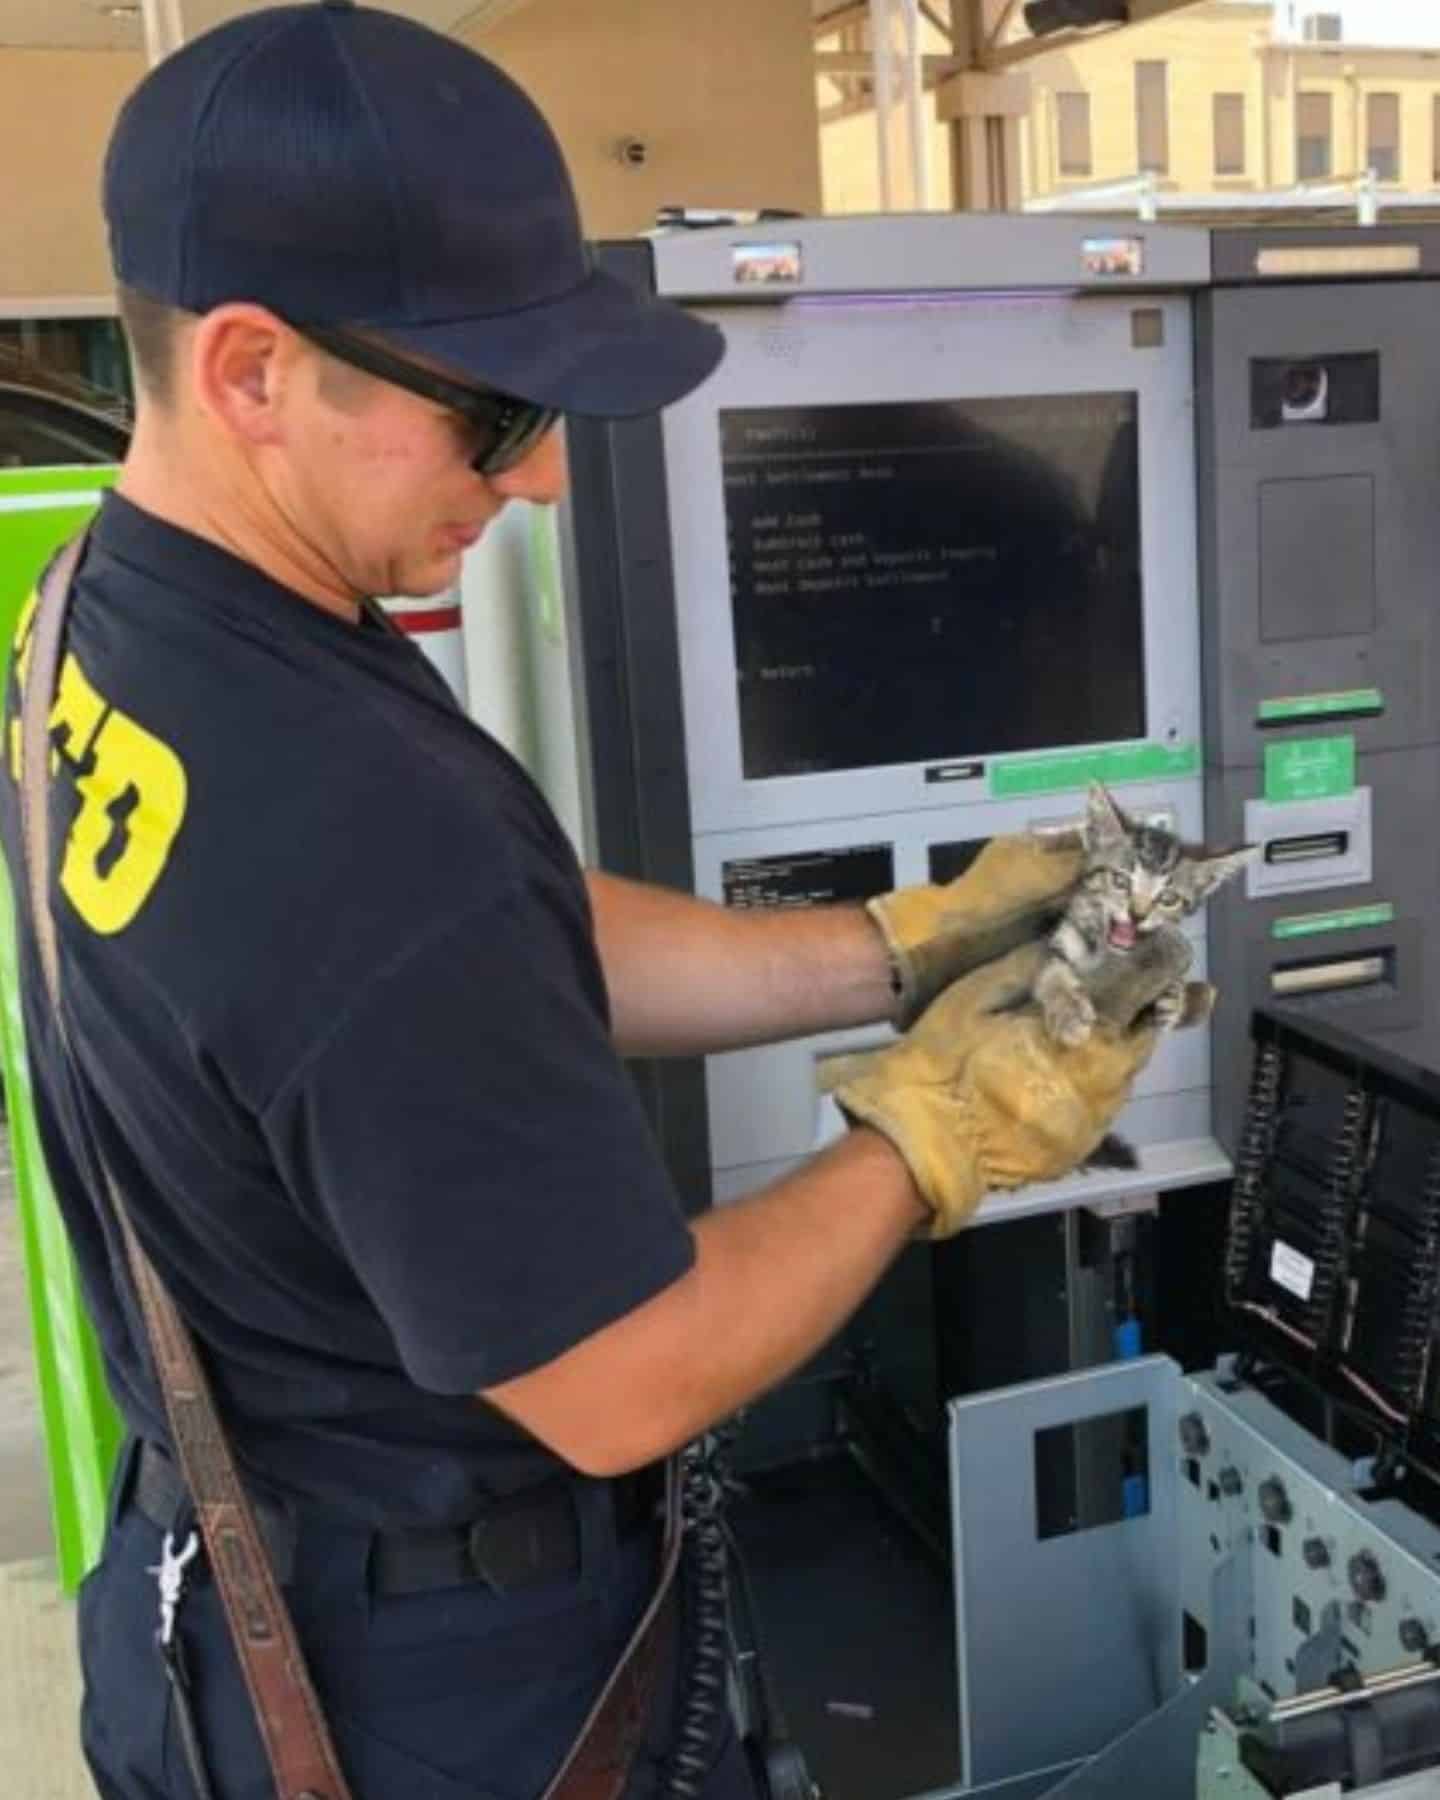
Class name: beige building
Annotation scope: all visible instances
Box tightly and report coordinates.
[1022,1,1273,199]
[820,1,1440,213]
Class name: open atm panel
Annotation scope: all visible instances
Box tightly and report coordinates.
[1225,1009,1440,1473]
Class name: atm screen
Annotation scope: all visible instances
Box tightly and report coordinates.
[721,394,1146,779]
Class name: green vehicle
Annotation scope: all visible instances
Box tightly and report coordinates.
[0,380,128,1591]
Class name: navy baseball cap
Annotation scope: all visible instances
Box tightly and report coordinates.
[103,0,723,417]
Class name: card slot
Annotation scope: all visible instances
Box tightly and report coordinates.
[1262,1173,1343,1228]
[1353,1210,1431,1263]
[1240,1206,1345,1337]
[1250,1198,1339,1253]
[1273,1122,1346,1183]
[1341,1231,1435,1412]
[1363,1186,1439,1238]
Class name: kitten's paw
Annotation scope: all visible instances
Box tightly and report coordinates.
[1043,988,1095,1047]
[1152,980,1188,1033]
[1177,980,1217,1031]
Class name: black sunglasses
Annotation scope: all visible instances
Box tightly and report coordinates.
[297,324,560,476]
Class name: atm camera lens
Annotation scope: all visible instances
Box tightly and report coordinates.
[1280,363,1328,422]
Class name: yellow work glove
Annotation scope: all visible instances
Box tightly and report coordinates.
[821,937,1193,1240]
[867,832,1085,1029]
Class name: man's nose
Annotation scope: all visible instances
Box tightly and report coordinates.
[489,426,568,505]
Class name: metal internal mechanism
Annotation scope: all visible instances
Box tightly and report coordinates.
[948,1012,1440,1799]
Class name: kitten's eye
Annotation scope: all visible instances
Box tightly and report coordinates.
[1109,871,1130,892]
[1158,888,1182,908]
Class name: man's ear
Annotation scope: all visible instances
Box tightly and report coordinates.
[188,304,295,450]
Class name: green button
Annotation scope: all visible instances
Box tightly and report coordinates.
[1263,734,1355,803]
[989,741,1200,800]
[1258,688,1383,723]
[1272,902,1395,941]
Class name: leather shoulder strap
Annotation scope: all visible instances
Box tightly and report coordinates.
[17,535,353,1800]
[18,531,86,1002]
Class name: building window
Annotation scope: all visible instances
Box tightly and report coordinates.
[1057,92,1092,177]
[1296,91,1333,180]
[1302,10,1342,41]
[1367,93,1401,182]
[1135,61,1169,175]
[1433,96,1440,182]
[1213,93,1246,176]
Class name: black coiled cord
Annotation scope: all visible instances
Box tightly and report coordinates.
[661,1428,820,1800]
[662,1432,735,1799]
[1225,1041,1283,1305]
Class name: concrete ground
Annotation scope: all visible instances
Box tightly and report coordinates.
[0,1125,95,1798]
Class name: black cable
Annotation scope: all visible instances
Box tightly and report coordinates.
[662,1432,734,1799]
[661,1426,820,1800]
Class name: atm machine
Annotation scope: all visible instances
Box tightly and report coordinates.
[536,216,1440,1798]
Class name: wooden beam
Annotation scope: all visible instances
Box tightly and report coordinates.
[816,51,963,76]
[813,1,869,37]
[919,2,952,39]
[983,21,1124,67]
[819,94,879,123]
[816,0,958,48]
[985,0,1024,54]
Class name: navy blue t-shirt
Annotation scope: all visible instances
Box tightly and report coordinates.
[0,493,695,1526]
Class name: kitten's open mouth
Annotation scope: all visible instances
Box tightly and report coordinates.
[1109,919,1138,951]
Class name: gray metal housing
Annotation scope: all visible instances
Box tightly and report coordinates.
[947,1359,1440,1799]
[1195,231,1440,1149]
[562,214,1228,1223]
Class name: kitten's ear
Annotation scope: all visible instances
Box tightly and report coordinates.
[1188,845,1257,904]
[1084,781,1129,850]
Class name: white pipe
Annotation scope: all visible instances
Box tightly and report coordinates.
[871,0,896,208]
[141,0,186,65]
[869,0,930,210]
[901,0,931,210]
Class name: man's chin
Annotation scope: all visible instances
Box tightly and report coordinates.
[398,553,464,597]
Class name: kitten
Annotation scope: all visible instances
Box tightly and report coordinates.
[1029,783,1253,1169]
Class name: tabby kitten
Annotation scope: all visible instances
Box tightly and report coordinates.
[1035,782,1253,1054]
[1013,785,1251,1172]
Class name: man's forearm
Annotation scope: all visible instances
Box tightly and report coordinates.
[586,870,895,1056]
[483,1127,927,1473]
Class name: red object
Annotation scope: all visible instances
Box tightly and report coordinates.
[389,605,462,636]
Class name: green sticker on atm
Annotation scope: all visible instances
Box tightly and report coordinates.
[1258,688,1383,724]
[988,742,1200,799]
[1272,902,1395,941]
[1263,734,1355,803]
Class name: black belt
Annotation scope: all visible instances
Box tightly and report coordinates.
[132,1439,657,1597]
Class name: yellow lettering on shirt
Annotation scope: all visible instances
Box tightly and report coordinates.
[60,686,188,936]
[7,607,188,934]
[6,590,37,783]
[48,654,108,775]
